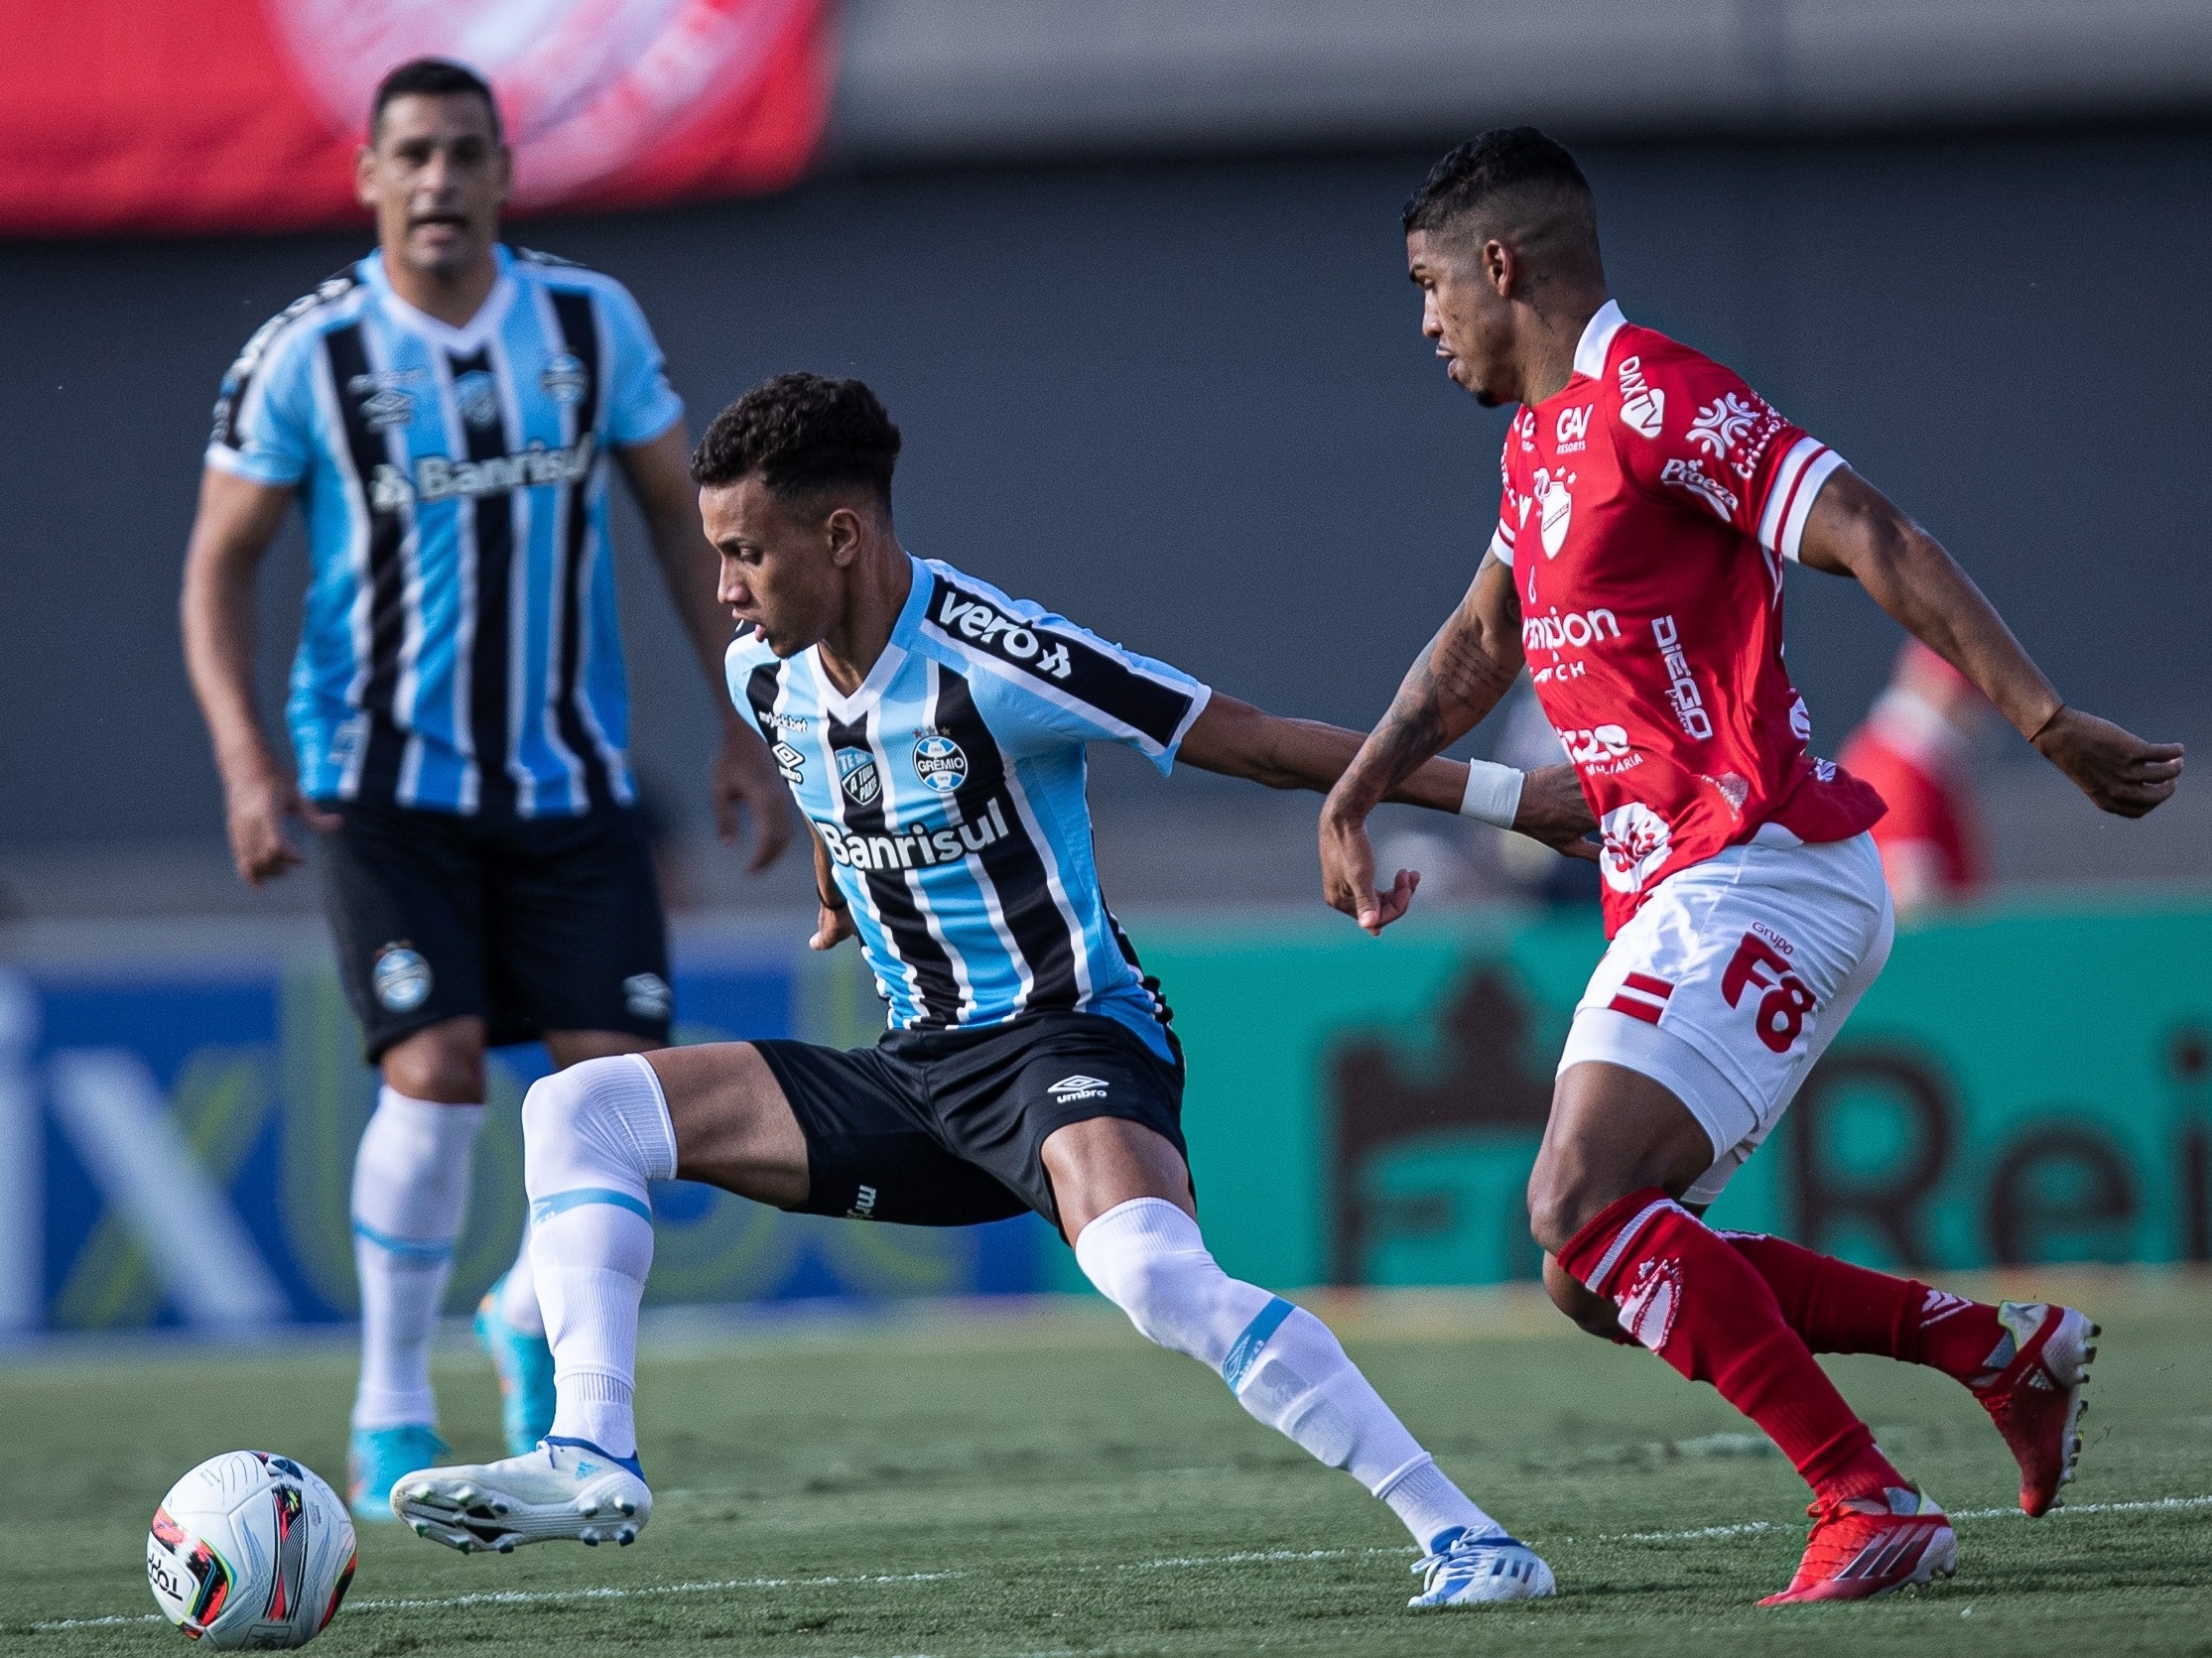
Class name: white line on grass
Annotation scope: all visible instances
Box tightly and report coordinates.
[30,1493,2211,1633]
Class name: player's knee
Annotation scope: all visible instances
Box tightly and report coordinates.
[1542,1254,1626,1341]
[1524,1167,1593,1259]
[521,1055,653,1194]
[381,1031,484,1103]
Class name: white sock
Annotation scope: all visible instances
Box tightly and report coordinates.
[350,1087,483,1430]
[523,1054,673,1462]
[496,1226,544,1337]
[1074,1197,1497,1552]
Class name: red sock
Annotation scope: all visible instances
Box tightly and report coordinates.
[1558,1189,1903,1504]
[1719,1230,2010,1386]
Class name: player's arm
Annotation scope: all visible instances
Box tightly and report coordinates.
[1798,469,2182,818]
[806,824,856,952]
[180,467,341,886]
[1318,554,1530,933]
[1178,696,1592,846]
[616,425,794,870]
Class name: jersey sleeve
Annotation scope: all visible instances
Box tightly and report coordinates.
[204,316,320,487]
[1616,340,1846,563]
[916,564,1211,774]
[597,281,685,446]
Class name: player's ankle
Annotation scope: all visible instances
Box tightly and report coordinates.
[1811,1441,1906,1506]
[1913,1295,2009,1386]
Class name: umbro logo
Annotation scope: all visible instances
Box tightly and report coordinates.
[1047,1075,1108,1101]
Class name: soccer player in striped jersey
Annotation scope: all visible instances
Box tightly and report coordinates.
[391,373,1594,1607]
[180,60,791,1519]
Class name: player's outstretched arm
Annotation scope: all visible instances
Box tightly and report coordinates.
[617,426,795,870]
[180,467,339,887]
[1178,695,1591,845]
[1799,469,2183,819]
[1317,555,1528,933]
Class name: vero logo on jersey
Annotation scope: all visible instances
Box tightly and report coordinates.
[837,746,880,807]
[934,589,1075,680]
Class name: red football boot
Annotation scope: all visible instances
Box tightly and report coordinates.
[1972,1301,2098,1517]
[1759,1486,1957,1605]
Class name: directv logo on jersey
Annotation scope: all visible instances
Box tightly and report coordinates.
[367,435,597,511]
[837,746,881,807]
[912,733,968,793]
[1617,356,1665,438]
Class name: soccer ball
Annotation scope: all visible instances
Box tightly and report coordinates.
[146,1452,356,1648]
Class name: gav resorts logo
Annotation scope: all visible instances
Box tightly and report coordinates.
[912,733,968,794]
[837,746,880,808]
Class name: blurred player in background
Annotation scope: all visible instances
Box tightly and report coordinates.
[1838,640,1993,913]
[180,59,791,1519]
[393,373,1596,1608]
[1320,129,2182,1603]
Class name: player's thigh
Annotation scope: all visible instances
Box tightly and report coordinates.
[930,1014,1191,1237]
[544,1028,660,1070]
[483,806,672,1051]
[319,799,487,1067]
[744,1039,1030,1226]
[1527,1060,1716,1252]
[1558,831,1891,1212]
[645,1042,809,1211]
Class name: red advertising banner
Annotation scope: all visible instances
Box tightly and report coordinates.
[0,0,835,237]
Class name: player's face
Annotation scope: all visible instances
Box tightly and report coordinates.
[357,94,509,281]
[1407,229,1514,408]
[703,474,851,658]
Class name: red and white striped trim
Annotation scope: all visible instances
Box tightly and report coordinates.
[1757,437,1847,562]
[1608,971,1673,1026]
[1489,523,1515,567]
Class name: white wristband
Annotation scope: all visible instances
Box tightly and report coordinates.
[1458,759,1524,828]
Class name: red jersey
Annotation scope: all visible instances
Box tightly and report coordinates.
[1490,302,1886,937]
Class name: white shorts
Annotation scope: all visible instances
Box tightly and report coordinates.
[1558,826,1894,1205]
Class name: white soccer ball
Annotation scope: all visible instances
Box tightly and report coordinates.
[146,1452,356,1649]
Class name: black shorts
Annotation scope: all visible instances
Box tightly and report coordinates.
[752,1010,1188,1230]
[321,796,671,1064]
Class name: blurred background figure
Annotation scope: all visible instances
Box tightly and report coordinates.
[1839,641,1994,916]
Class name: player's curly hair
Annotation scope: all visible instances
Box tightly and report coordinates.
[692,373,903,507]
[1402,127,1593,236]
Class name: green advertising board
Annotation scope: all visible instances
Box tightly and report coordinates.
[1075,893,2212,1293]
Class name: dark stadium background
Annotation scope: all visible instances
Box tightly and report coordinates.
[2,125,2207,909]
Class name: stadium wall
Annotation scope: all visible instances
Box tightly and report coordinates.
[5,896,2207,1333]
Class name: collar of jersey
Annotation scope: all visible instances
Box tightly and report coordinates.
[1568,298,1628,385]
[361,242,518,355]
[805,553,932,723]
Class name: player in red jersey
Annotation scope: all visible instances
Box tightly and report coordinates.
[1320,130,2184,1604]
[1838,641,1993,913]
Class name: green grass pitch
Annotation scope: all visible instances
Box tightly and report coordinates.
[7,1270,2211,1656]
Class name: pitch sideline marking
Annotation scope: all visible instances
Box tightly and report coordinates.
[31,1493,2212,1633]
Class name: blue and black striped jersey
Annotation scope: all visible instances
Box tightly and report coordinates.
[727,557,1211,1059]
[206,244,684,816]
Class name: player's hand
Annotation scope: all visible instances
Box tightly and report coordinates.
[1319,804,1420,936]
[224,769,339,888]
[810,901,855,951]
[1511,762,1599,861]
[2032,707,2184,819]
[712,720,795,873]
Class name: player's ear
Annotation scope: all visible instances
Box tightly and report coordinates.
[354,143,380,210]
[823,504,863,566]
[1482,238,1515,302]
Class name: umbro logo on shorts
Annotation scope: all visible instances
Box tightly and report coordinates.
[1047,1075,1108,1101]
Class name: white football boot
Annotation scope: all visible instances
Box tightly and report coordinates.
[1408,1527,1557,1606]
[392,1439,651,1553]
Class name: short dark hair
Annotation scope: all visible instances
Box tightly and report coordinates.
[692,373,902,508]
[370,59,502,144]
[1402,127,1592,236]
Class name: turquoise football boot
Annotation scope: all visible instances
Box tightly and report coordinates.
[476,1274,557,1457]
[348,1424,451,1522]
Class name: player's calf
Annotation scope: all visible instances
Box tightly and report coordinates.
[1075,1197,1552,1602]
